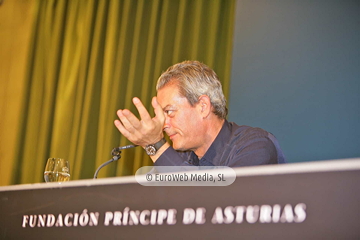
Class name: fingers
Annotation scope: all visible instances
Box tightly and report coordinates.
[114,110,135,137]
[120,109,141,129]
[152,97,165,122]
[114,118,130,138]
[115,109,144,143]
[114,97,164,146]
[115,98,153,133]
[132,97,152,122]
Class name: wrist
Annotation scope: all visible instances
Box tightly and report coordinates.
[149,142,170,163]
[145,138,167,156]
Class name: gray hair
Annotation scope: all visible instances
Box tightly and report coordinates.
[156,60,228,119]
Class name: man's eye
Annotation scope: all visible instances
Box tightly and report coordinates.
[165,110,174,116]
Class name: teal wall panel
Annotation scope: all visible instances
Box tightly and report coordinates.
[229,0,360,162]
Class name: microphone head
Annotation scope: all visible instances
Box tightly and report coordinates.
[111,144,138,156]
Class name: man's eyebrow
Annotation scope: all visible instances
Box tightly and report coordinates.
[163,104,175,110]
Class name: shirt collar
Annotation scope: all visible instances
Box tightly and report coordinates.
[199,120,231,166]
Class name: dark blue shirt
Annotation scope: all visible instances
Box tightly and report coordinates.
[154,120,286,167]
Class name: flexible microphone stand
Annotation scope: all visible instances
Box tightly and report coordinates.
[93,144,138,179]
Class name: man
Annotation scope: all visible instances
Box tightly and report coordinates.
[114,60,285,167]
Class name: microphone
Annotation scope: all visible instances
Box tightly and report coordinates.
[111,144,138,156]
[93,144,138,179]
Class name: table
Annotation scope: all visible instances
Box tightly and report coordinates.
[1,159,359,239]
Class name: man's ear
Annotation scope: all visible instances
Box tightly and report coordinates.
[198,95,211,118]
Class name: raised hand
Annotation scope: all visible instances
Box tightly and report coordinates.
[114,97,165,147]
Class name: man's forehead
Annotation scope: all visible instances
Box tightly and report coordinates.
[157,85,189,109]
[157,83,180,100]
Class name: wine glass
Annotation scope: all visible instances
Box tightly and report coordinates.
[44,158,70,182]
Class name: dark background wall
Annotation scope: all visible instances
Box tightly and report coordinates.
[228,0,360,163]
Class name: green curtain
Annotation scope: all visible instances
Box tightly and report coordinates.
[1,0,235,185]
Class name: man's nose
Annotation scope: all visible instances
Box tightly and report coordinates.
[163,115,171,130]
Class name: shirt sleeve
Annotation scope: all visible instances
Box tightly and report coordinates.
[154,147,193,166]
[223,128,278,167]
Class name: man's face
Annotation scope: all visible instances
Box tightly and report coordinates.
[157,82,204,151]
